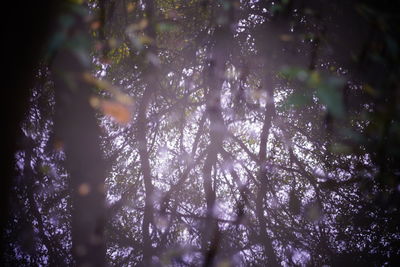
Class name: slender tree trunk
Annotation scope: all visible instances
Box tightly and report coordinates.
[255,76,280,266]
[202,20,233,266]
[51,4,106,266]
[136,85,155,266]
[136,1,157,265]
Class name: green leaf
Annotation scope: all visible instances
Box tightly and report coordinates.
[315,76,345,118]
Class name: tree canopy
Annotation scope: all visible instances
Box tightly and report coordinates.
[2,0,400,266]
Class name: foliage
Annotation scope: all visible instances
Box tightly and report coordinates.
[3,0,400,266]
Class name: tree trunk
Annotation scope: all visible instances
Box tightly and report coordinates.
[255,76,280,266]
[51,4,106,266]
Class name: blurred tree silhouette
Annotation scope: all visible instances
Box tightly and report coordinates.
[2,0,400,266]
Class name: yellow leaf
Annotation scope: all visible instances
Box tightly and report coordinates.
[114,93,134,105]
[127,19,149,32]
[84,74,133,102]
[108,38,118,49]
[138,19,148,30]
[126,2,136,13]
[139,35,153,45]
[363,84,379,97]
[89,96,101,108]
[280,34,293,41]
[83,73,116,92]
[68,0,84,4]
[309,71,321,87]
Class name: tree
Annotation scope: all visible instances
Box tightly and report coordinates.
[2,0,400,266]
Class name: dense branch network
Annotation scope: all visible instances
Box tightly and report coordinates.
[3,0,400,266]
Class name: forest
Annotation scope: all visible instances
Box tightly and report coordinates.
[2,0,400,266]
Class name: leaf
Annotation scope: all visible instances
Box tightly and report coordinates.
[90,20,101,30]
[315,77,345,118]
[83,73,116,92]
[126,2,136,13]
[330,142,352,155]
[363,83,379,97]
[284,91,312,108]
[54,139,64,151]
[100,100,132,124]
[139,34,154,45]
[83,73,134,105]
[90,97,132,124]
[308,71,321,87]
[279,34,294,42]
[157,23,177,32]
[126,19,148,32]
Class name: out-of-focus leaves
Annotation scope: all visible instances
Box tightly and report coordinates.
[279,67,345,117]
[39,164,51,175]
[314,76,345,118]
[83,73,115,91]
[157,23,177,32]
[46,14,75,58]
[107,42,130,64]
[68,0,84,4]
[126,2,136,13]
[363,83,379,97]
[138,35,154,45]
[330,142,352,155]
[84,73,133,124]
[217,259,232,267]
[90,97,132,124]
[279,66,308,81]
[283,91,313,109]
[53,139,64,151]
[90,20,101,31]
[83,73,134,105]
